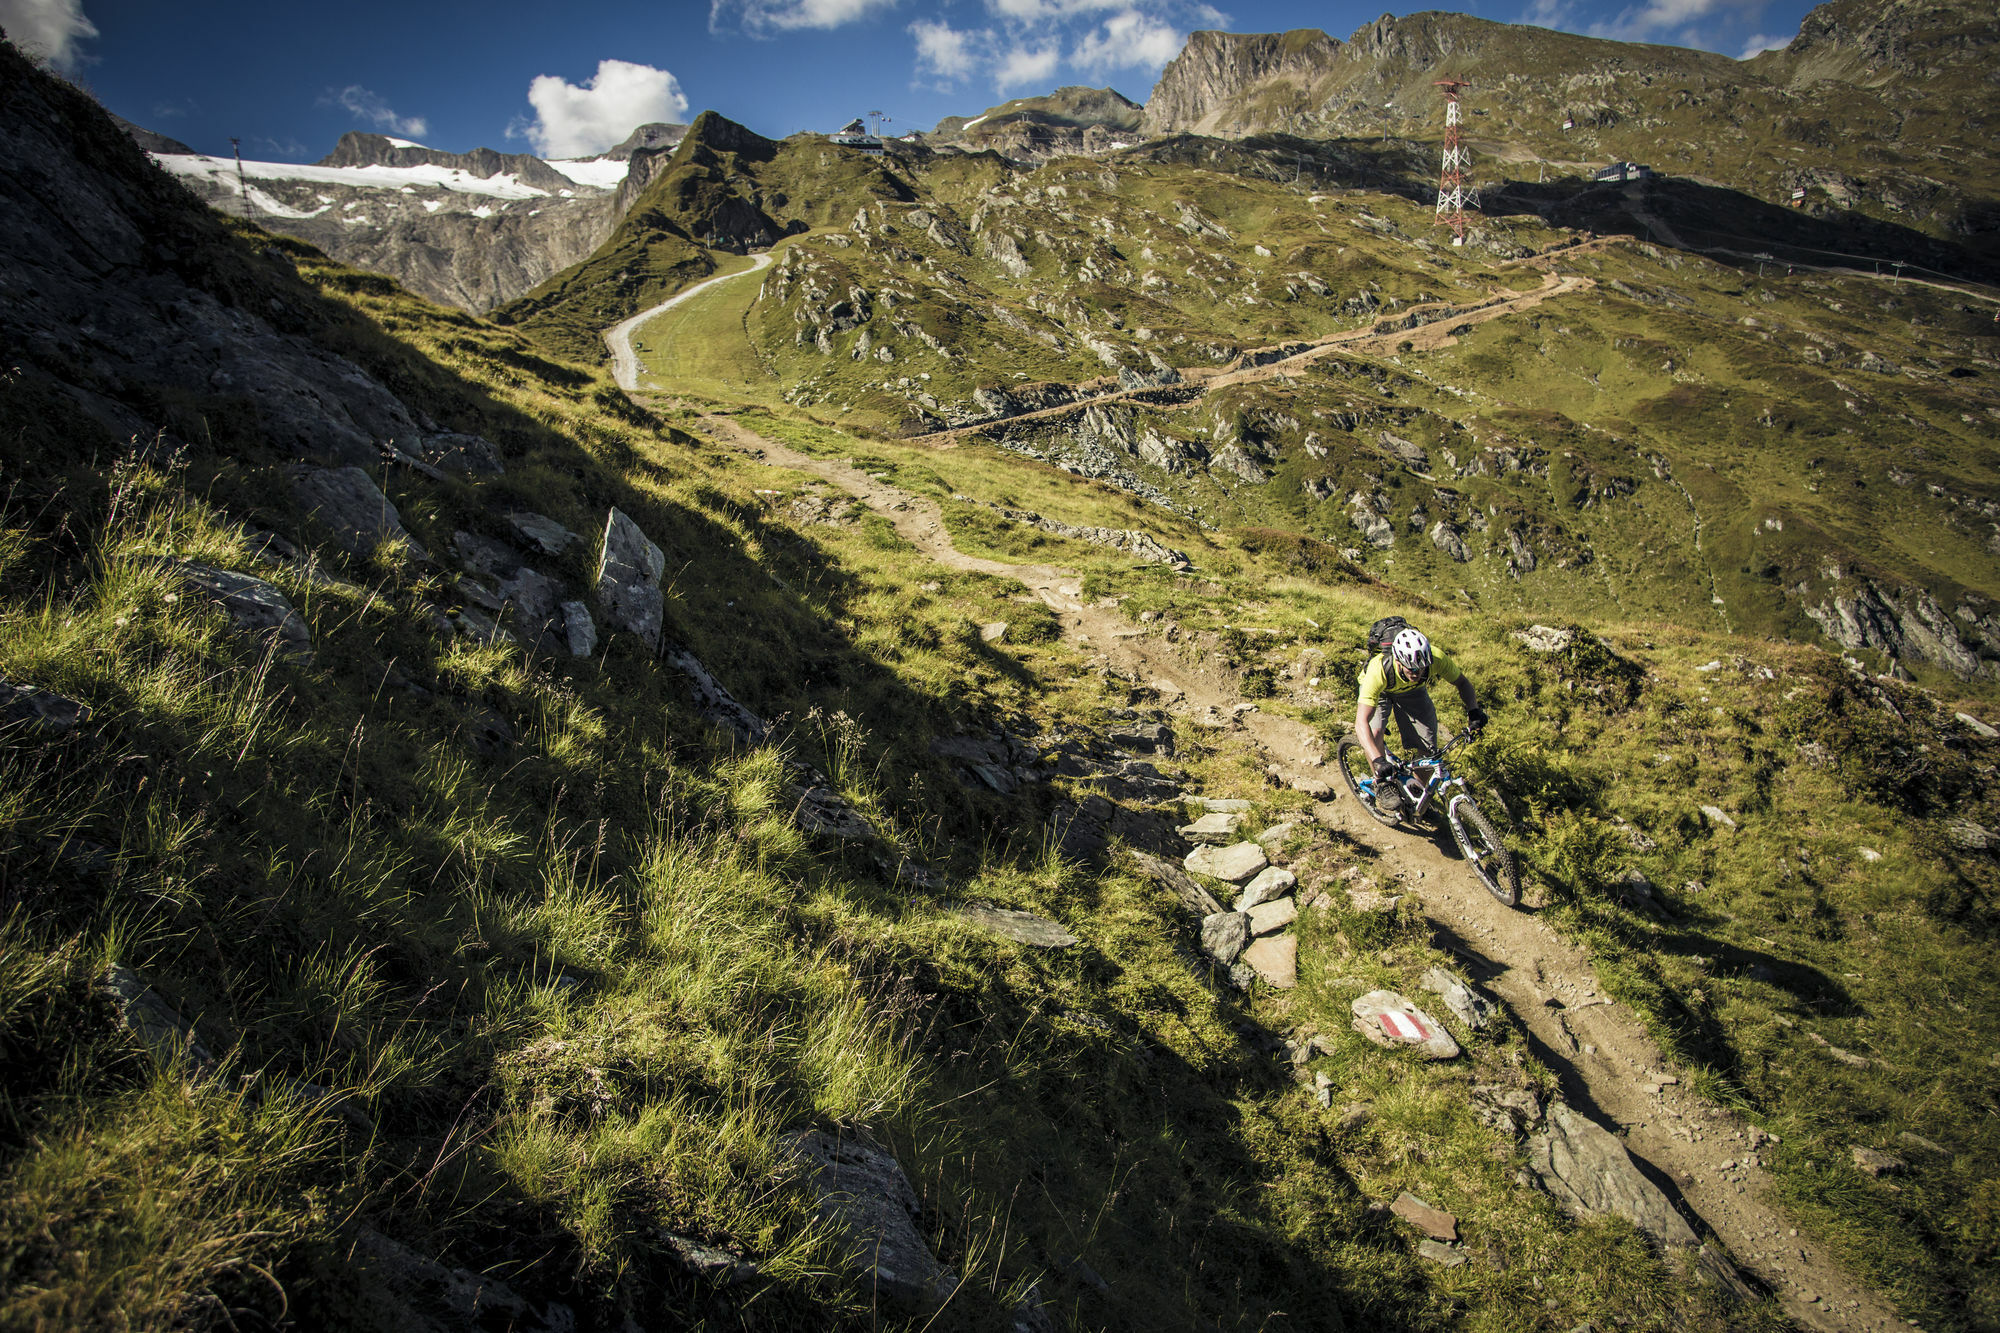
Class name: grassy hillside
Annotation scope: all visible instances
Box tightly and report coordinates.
[494,112,917,365]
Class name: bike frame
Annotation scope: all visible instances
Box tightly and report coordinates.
[1359,732,1479,831]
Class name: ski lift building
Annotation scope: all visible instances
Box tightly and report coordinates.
[1593,161,1653,184]
[829,117,884,156]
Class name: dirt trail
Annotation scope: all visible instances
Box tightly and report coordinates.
[904,271,1594,446]
[685,409,1903,1332]
[605,253,772,393]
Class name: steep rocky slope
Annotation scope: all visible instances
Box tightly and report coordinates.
[142,126,684,313]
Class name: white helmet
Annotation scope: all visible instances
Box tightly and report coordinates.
[1390,627,1432,683]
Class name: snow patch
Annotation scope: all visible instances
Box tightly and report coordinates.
[383,136,428,149]
[150,152,556,200]
[545,157,628,189]
[243,185,330,219]
[422,199,442,212]
[471,205,495,219]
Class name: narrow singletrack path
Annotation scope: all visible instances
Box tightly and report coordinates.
[605,252,773,393]
[682,409,1905,1332]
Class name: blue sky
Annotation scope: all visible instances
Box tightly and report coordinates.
[8,0,1816,160]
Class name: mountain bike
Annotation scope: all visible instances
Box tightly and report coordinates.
[1335,729,1520,906]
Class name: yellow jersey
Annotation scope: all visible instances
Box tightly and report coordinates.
[1358,649,1461,708]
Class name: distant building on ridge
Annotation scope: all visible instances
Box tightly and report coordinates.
[829,118,884,156]
[1593,161,1653,184]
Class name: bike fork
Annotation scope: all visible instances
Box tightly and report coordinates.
[1444,794,1478,860]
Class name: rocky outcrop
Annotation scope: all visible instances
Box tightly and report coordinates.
[1528,1103,1698,1248]
[1802,577,1989,678]
[288,467,428,564]
[169,562,314,660]
[1139,29,1343,138]
[782,1129,957,1312]
[595,508,666,652]
[0,678,88,736]
[931,87,1143,161]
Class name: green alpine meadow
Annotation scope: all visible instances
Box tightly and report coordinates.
[1,1,1996,1329]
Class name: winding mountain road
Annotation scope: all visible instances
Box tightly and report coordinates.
[604,252,773,393]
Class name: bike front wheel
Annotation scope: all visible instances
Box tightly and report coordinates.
[1449,796,1520,907]
[1335,734,1403,828]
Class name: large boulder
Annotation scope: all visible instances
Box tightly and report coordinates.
[170,562,312,660]
[1200,910,1251,964]
[782,1129,957,1312]
[1527,1103,1698,1248]
[595,508,665,651]
[1185,841,1269,883]
[1351,990,1459,1059]
[288,466,427,564]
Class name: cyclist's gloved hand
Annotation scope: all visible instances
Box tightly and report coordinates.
[1466,706,1490,736]
[1370,755,1400,779]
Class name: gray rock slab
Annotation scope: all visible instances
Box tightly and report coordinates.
[1351,990,1459,1059]
[171,561,312,659]
[955,905,1076,948]
[1850,1145,1906,1177]
[1417,1239,1467,1267]
[1234,865,1296,912]
[1255,822,1298,848]
[1242,933,1297,987]
[288,465,428,563]
[497,566,568,652]
[788,777,878,843]
[1956,712,1999,740]
[422,431,504,475]
[101,965,211,1067]
[0,677,87,735]
[1422,967,1497,1030]
[1190,797,1253,813]
[1185,841,1269,883]
[1945,817,1994,851]
[1130,850,1223,915]
[1177,810,1243,844]
[351,1226,576,1333]
[1528,1103,1698,1247]
[1200,911,1251,965]
[507,511,582,556]
[782,1129,957,1312]
[596,507,666,652]
[980,621,1008,642]
[1247,897,1297,936]
[1698,804,1737,830]
[559,601,596,657]
[665,649,768,746]
[451,529,521,578]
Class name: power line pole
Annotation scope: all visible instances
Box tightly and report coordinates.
[230,137,249,215]
[1433,81,1478,247]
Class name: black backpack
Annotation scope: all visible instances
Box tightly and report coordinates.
[1366,616,1410,658]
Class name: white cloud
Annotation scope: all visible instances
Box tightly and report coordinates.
[995,41,1062,91]
[912,19,979,80]
[1072,9,1184,72]
[1587,0,1745,42]
[1737,31,1789,57]
[727,0,898,34]
[330,86,429,140]
[516,59,689,159]
[1518,0,1575,29]
[908,0,1208,92]
[0,0,97,69]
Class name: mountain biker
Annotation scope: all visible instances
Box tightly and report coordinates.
[1355,625,1488,819]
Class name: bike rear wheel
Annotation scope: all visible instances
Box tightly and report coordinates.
[1336,734,1402,828]
[1449,796,1520,906]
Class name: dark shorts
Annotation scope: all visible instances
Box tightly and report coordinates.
[1368,690,1439,758]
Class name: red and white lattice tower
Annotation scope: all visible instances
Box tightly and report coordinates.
[1434,80,1479,246]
